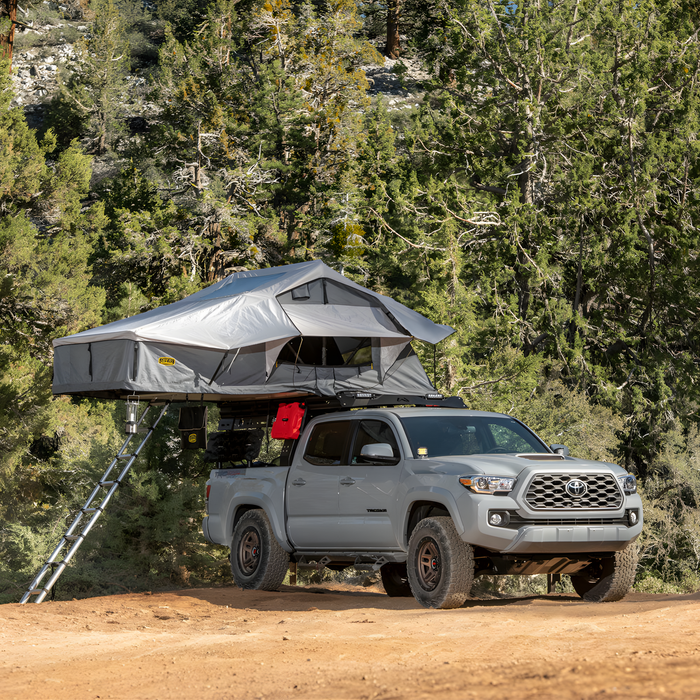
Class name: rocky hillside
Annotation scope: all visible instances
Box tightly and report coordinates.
[9,4,86,126]
[10,3,430,132]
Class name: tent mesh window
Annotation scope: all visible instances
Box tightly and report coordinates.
[276,337,371,367]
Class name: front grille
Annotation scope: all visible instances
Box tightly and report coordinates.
[524,472,622,510]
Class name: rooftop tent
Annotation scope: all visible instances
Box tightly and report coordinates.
[52,260,454,401]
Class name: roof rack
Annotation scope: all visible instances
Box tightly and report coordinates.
[215,392,465,424]
[335,392,465,409]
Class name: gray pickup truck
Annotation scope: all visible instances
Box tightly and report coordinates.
[203,407,642,609]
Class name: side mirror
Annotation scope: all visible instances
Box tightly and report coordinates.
[550,444,569,456]
[360,443,397,463]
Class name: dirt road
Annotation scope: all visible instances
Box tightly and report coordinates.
[2,584,700,700]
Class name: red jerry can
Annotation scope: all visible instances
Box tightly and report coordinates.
[271,402,306,440]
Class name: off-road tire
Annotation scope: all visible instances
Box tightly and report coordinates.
[407,517,474,609]
[230,509,289,591]
[570,543,638,602]
[381,562,412,597]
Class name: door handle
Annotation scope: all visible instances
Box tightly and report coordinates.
[339,477,356,486]
[291,478,306,486]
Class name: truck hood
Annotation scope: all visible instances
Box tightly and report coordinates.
[410,454,626,479]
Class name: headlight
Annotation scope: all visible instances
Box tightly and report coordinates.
[459,475,516,493]
[618,474,637,494]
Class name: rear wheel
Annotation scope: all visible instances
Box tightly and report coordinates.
[230,509,289,590]
[407,517,474,609]
[570,543,638,602]
[381,562,412,597]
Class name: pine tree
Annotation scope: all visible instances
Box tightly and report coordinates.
[50,0,130,154]
[92,163,199,314]
[149,0,383,276]
[0,0,17,65]
[0,60,105,522]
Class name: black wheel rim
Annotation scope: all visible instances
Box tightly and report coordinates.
[416,538,441,591]
[238,526,261,575]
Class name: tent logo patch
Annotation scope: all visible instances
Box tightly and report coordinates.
[188,433,197,444]
[158,357,176,366]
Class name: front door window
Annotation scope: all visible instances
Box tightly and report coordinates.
[350,420,400,465]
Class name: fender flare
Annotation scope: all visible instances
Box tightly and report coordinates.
[400,487,465,548]
[227,493,294,554]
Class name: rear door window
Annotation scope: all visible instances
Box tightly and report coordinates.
[303,421,352,466]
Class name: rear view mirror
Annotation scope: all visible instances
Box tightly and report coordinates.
[360,443,397,463]
[550,444,569,456]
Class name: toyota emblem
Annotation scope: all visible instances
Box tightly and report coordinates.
[566,479,588,497]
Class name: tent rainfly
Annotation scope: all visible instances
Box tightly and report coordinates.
[52,261,454,402]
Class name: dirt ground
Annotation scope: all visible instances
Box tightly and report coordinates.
[2,584,700,700]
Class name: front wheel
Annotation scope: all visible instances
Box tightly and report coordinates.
[570,543,638,602]
[230,509,289,590]
[407,517,474,609]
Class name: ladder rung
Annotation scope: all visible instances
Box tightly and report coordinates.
[82,507,101,514]
[28,588,46,595]
[64,535,79,541]
[116,454,134,460]
[99,481,117,487]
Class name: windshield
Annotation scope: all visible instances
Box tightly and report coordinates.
[399,415,548,458]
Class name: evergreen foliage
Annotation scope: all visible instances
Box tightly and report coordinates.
[46,0,130,154]
[2,0,700,600]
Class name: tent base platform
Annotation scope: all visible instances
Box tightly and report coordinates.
[53,389,464,411]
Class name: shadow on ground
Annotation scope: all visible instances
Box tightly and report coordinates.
[173,584,601,612]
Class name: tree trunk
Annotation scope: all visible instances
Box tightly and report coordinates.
[194,122,203,194]
[568,221,585,346]
[386,0,401,59]
[98,112,107,155]
[0,0,18,67]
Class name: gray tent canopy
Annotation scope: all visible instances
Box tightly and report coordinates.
[53,260,454,402]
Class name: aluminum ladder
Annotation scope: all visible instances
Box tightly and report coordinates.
[20,402,169,604]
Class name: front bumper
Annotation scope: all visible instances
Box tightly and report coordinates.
[500,522,641,554]
[456,490,644,554]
